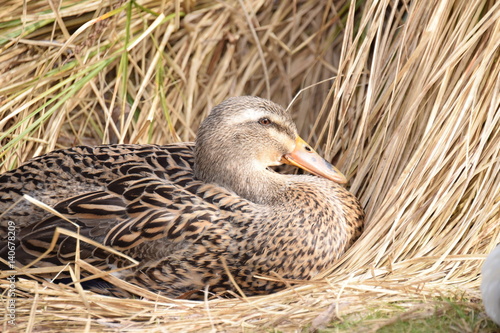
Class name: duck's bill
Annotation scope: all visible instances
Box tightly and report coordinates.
[280,136,347,184]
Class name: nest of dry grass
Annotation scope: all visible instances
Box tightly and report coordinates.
[1,0,499,331]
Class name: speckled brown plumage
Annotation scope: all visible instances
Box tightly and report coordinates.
[0,96,364,299]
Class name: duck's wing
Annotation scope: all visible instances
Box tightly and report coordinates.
[9,172,224,272]
[1,167,250,300]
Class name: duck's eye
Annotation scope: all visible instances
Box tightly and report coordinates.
[258,118,272,126]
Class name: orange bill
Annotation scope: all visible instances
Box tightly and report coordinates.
[280,136,347,184]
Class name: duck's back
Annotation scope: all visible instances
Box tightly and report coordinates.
[0,143,196,236]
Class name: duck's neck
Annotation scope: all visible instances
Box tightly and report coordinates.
[231,167,289,205]
[194,160,289,205]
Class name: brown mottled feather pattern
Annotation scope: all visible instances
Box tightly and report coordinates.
[0,97,364,299]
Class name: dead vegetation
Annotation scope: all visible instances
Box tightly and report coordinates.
[0,0,499,331]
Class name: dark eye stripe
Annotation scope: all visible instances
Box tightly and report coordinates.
[271,122,296,140]
[247,118,296,140]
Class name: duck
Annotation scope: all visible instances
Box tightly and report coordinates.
[0,96,364,299]
[481,244,500,326]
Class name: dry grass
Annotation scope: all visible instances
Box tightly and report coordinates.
[1,0,499,331]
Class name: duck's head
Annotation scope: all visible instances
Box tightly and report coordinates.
[194,96,347,203]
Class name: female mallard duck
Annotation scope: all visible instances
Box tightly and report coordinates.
[0,96,364,299]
